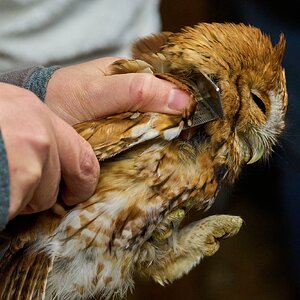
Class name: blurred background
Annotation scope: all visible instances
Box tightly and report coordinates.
[128,1,300,299]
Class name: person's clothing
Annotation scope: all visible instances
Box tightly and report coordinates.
[0,0,161,71]
[0,66,59,230]
[0,130,9,231]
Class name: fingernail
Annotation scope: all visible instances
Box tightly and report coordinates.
[168,88,191,111]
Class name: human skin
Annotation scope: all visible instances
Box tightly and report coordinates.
[1,57,191,220]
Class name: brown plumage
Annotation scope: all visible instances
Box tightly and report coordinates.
[0,22,287,300]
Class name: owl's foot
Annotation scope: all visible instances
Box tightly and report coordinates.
[139,214,243,285]
[193,214,243,256]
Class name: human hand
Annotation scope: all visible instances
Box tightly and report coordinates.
[44,57,192,125]
[0,83,99,219]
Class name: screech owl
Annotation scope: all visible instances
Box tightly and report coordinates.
[0,22,287,300]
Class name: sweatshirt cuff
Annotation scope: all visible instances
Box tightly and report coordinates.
[0,130,10,231]
[24,66,60,101]
[0,66,37,87]
[0,65,60,101]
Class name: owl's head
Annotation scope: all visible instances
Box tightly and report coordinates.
[162,22,288,173]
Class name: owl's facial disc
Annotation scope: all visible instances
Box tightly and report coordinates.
[235,80,285,165]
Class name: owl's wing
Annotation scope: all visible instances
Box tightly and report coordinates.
[0,214,61,300]
[130,32,175,75]
[73,112,184,161]
[0,243,53,300]
[131,31,173,60]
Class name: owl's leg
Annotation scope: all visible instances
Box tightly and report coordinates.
[138,214,243,285]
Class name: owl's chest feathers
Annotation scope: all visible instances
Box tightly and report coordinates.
[44,139,233,298]
[51,139,230,251]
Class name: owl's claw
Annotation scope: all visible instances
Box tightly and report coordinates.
[139,214,243,284]
[197,215,243,256]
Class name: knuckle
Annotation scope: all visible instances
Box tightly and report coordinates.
[20,126,52,157]
[15,107,52,157]
[24,168,42,190]
[15,165,42,193]
[22,182,59,214]
[79,142,99,181]
[129,74,155,110]
[31,131,51,154]
[29,179,60,213]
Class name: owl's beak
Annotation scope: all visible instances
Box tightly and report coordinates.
[246,146,264,164]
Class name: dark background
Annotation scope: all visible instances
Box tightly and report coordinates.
[128,1,299,299]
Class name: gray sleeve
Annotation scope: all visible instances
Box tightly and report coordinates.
[0,130,9,231]
[0,66,38,88]
[0,65,60,101]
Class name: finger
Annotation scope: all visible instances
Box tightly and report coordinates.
[20,141,61,215]
[6,128,60,218]
[88,72,192,118]
[7,154,42,219]
[0,93,54,218]
[52,115,100,205]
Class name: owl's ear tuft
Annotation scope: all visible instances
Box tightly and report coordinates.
[273,33,286,65]
[131,32,173,59]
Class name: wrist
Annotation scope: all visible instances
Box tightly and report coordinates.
[44,66,89,125]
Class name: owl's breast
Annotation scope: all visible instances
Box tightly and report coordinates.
[44,139,223,298]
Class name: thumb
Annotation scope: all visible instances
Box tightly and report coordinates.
[91,72,192,117]
[52,115,100,205]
